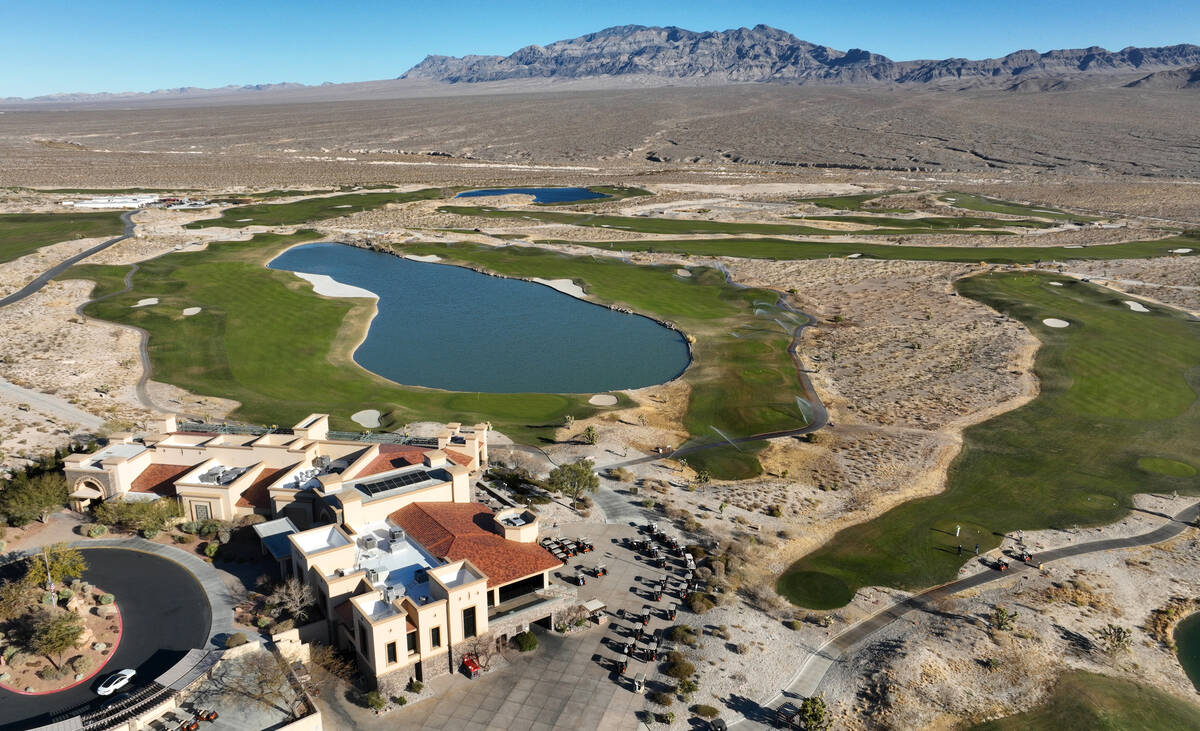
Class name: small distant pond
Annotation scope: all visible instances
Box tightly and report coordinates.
[456,187,607,204]
[268,243,690,393]
[1175,611,1200,691]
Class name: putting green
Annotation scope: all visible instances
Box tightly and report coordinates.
[778,273,1200,607]
[1138,457,1198,477]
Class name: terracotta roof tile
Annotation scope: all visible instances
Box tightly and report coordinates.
[445,449,472,467]
[237,464,295,509]
[129,463,194,497]
[355,444,432,479]
[390,503,558,588]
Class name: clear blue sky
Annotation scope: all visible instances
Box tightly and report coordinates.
[1,0,1196,97]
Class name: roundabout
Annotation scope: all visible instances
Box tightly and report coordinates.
[0,548,212,731]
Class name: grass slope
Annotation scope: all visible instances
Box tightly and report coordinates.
[184,189,444,229]
[971,671,1200,731]
[0,211,125,265]
[547,232,1200,264]
[802,214,1052,230]
[795,193,906,212]
[67,236,806,478]
[778,273,1200,608]
[941,192,1099,223]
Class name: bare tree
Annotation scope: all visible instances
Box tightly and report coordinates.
[214,649,295,717]
[461,634,498,669]
[268,577,315,622]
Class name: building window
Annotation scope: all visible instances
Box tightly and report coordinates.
[193,503,211,521]
[407,631,418,654]
[463,606,477,639]
[431,626,441,648]
[357,622,368,656]
[386,642,397,664]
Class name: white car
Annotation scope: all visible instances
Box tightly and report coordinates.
[97,669,136,696]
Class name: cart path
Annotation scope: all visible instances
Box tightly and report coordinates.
[737,498,1200,727]
[0,210,136,309]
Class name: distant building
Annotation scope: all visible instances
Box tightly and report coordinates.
[61,194,162,209]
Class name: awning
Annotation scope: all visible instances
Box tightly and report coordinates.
[70,486,102,499]
[583,598,606,615]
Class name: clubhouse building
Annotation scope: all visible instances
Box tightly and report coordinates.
[64,414,572,688]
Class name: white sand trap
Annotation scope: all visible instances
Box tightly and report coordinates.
[404,254,443,263]
[675,269,692,278]
[131,297,159,308]
[333,204,353,208]
[532,278,586,299]
[236,218,254,222]
[1123,300,1150,313]
[1043,318,1071,328]
[588,394,618,406]
[1170,248,1193,254]
[351,409,381,428]
[1064,245,1083,249]
[293,272,378,299]
[181,307,202,317]
[847,253,863,259]
[1048,282,1064,286]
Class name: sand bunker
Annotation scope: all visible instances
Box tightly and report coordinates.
[675,269,692,278]
[532,278,586,299]
[181,307,202,317]
[1048,282,1064,286]
[404,254,442,263]
[334,204,353,208]
[1170,248,1193,254]
[351,409,381,428]
[132,298,159,308]
[236,218,254,222]
[293,272,378,299]
[1123,300,1150,313]
[588,394,618,406]
[847,253,863,259]
[1043,318,1071,328]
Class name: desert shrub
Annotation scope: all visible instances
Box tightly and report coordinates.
[57,588,74,602]
[255,616,272,628]
[407,678,424,693]
[685,545,707,560]
[141,527,158,539]
[666,650,685,664]
[173,534,194,544]
[38,666,65,681]
[668,625,697,646]
[649,690,674,706]
[785,619,802,631]
[766,505,783,518]
[514,631,538,652]
[391,695,407,706]
[692,704,720,718]
[665,660,695,679]
[273,618,295,633]
[203,542,219,558]
[366,690,386,710]
[677,678,699,697]
[98,593,115,605]
[225,632,248,649]
[686,593,714,614]
[734,643,750,654]
[2,645,19,663]
[85,524,108,538]
[179,521,201,534]
[69,655,90,673]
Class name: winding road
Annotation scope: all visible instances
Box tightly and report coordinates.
[0,211,136,309]
[738,499,1200,727]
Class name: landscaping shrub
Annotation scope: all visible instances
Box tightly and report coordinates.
[685,545,707,560]
[692,704,720,719]
[173,534,194,544]
[37,666,65,681]
[734,643,750,655]
[407,679,424,693]
[366,690,386,710]
[98,593,115,605]
[785,619,802,631]
[203,542,219,558]
[273,618,295,633]
[85,524,108,538]
[179,521,201,534]
[69,655,90,673]
[665,660,695,679]
[57,588,74,602]
[391,695,407,706]
[256,616,272,628]
[666,650,684,664]
[649,691,674,706]
[668,625,696,646]
[141,527,158,539]
[514,631,538,652]
[225,632,248,649]
[686,593,714,614]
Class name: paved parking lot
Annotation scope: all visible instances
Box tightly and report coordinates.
[318,520,706,730]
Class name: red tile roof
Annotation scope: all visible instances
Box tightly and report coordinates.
[390,503,558,588]
[237,465,295,509]
[355,445,474,479]
[129,463,194,497]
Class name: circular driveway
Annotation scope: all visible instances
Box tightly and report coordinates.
[0,548,211,730]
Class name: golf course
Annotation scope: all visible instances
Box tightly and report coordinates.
[778,272,1200,608]
[0,210,126,265]
[184,188,445,229]
[64,236,809,480]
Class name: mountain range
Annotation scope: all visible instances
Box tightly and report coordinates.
[402,24,1200,86]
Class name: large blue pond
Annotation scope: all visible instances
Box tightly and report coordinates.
[456,187,607,204]
[268,243,690,393]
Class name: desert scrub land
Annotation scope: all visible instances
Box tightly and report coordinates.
[0,210,125,265]
[781,273,1200,608]
[183,188,446,229]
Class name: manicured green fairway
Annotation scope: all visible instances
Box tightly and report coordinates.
[184,189,444,229]
[971,671,1200,731]
[778,273,1200,608]
[67,236,807,478]
[440,204,1049,237]
[940,192,1098,223]
[796,193,907,212]
[0,211,126,265]
[546,232,1200,264]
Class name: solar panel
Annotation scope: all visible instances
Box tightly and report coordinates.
[359,470,434,496]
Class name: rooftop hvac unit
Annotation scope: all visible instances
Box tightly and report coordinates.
[366,569,380,584]
[335,568,347,578]
[360,535,378,552]
[414,568,428,584]
[314,455,331,470]
[390,528,406,542]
